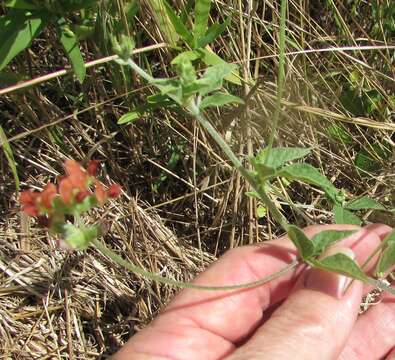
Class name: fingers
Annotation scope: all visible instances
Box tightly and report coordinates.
[337,224,395,360]
[113,224,381,360]
[226,227,384,360]
[339,290,395,360]
[386,347,395,360]
[112,227,304,360]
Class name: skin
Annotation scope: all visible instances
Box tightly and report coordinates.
[113,224,395,360]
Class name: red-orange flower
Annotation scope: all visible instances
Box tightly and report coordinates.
[87,160,100,176]
[59,159,92,204]
[20,159,122,221]
[20,183,57,216]
[59,177,74,204]
[107,184,122,198]
[64,159,89,192]
[94,180,106,205]
[41,183,57,210]
[20,190,40,216]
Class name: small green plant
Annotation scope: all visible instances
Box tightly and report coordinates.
[18,0,395,297]
[116,0,240,125]
[0,0,99,82]
[108,3,395,294]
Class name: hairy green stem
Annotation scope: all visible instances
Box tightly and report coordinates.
[361,228,395,274]
[189,104,289,231]
[366,277,395,295]
[92,238,299,290]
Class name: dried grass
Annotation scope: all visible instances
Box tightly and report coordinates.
[0,0,394,358]
[0,198,214,358]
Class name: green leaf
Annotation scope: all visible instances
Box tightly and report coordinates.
[311,253,368,282]
[340,87,368,117]
[200,92,244,109]
[0,125,19,191]
[52,197,71,214]
[376,243,395,277]
[178,56,197,84]
[287,225,315,261]
[245,190,259,198]
[58,22,86,83]
[333,205,362,225]
[118,98,174,125]
[196,18,230,48]
[199,48,241,85]
[254,147,311,170]
[256,204,267,218]
[0,10,47,71]
[250,160,277,181]
[312,230,357,256]
[147,93,172,104]
[355,142,391,174]
[153,78,183,102]
[340,87,383,117]
[197,63,238,96]
[5,0,38,9]
[327,124,352,144]
[345,196,386,211]
[63,224,98,250]
[163,0,193,46]
[193,0,211,43]
[171,50,201,65]
[278,163,337,196]
[118,110,142,124]
[73,24,95,40]
[73,196,97,215]
[375,230,395,276]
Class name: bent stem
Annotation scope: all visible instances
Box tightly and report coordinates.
[188,103,289,231]
[92,238,299,290]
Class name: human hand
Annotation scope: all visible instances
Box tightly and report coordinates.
[113,224,395,360]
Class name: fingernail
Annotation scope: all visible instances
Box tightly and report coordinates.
[305,247,355,299]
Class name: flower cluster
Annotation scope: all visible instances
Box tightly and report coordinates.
[21,159,121,218]
[20,159,121,249]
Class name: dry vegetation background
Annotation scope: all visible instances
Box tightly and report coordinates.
[0,0,394,358]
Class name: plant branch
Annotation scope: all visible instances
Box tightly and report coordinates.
[189,104,289,231]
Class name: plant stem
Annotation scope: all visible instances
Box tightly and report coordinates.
[361,228,395,272]
[118,57,290,231]
[189,103,289,232]
[92,238,299,290]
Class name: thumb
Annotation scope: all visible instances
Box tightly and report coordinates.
[227,248,363,360]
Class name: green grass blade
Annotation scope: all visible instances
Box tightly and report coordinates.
[147,0,179,45]
[265,0,287,159]
[193,0,211,44]
[163,0,193,46]
[0,10,47,71]
[58,21,86,83]
[0,125,19,191]
[196,18,230,48]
